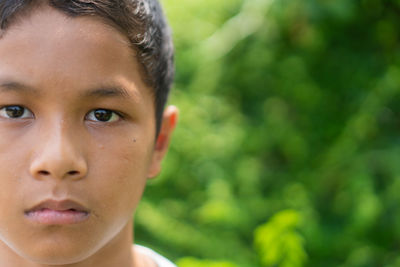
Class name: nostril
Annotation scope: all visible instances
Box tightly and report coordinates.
[38,170,50,175]
[68,170,79,176]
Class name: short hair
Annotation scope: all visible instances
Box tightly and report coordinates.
[0,0,174,136]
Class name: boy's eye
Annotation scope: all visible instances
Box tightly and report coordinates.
[0,105,33,119]
[86,109,120,122]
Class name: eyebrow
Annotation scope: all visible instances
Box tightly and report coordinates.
[0,81,38,94]
[0,81,134,100]
[81,86,132,99]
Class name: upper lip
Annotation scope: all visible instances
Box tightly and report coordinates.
[25,199,89,213]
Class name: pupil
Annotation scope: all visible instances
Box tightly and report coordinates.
[6,106,24,118]
[94,109,112,121]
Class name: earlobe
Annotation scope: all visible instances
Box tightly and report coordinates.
[147,105,178,178]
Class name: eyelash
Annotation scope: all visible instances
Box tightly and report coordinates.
[0,105,124,123]
[0,105,34,119]
[85,109,123,122]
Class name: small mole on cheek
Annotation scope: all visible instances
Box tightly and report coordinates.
[133,138,137,143]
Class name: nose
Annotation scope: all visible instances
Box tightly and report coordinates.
[29,123,88,181]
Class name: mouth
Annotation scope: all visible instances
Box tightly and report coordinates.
[24,199,90,225]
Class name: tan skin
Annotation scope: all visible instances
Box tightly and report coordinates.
[0,4,177,267]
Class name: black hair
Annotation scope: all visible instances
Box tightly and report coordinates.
[0,0,174,136]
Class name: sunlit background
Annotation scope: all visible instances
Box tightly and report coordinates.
[135,0,400,266]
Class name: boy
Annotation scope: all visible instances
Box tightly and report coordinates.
[0,0,178,266]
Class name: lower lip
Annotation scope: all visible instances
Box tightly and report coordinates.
[25,209,90,225]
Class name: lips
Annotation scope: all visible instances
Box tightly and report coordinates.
[24,199,90,225]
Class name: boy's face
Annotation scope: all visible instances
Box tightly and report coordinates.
[0,5,175,266]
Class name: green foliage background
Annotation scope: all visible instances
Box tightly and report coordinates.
[135,0,400,266]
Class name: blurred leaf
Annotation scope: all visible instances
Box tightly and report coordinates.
[254,210,307,267]
[177,257,239,267]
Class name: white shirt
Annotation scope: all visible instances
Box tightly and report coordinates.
[135,245,177,267]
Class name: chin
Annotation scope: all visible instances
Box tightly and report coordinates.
[21,244,97,266]
[2,232,101,266]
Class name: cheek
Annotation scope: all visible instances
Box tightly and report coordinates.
[0,137,31,203]
[87,134,154,214]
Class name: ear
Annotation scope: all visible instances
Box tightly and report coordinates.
[147,105,179,178]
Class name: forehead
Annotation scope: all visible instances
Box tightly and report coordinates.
[0,5,146,96]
